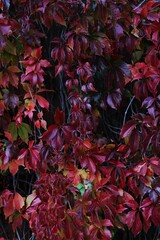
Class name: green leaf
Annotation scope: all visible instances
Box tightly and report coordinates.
[76,183,85,196]
[4,40,17,55]
[1,51,18,66]
[8,122,18,141]
[132,50,143,62]
[18,123,31,143]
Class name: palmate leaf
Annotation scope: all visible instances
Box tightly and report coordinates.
[2,191,24,219]
[0,0,159,239]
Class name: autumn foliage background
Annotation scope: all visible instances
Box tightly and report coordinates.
[0,0,160,239]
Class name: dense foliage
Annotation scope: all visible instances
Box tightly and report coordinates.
[0,0,160,239]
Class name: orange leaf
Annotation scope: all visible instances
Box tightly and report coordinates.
[14,192,24,211]
[9,160,19,175]
[83,139,92,149]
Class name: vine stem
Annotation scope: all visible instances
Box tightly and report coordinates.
[16,229,21,240]
[123,96,135,125]
[0,220,8,239]
[133,0,146,10]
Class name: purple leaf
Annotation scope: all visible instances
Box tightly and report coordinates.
[114,23,123,40]
[107,89,122,109]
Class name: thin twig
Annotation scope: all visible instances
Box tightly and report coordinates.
[28,174,34,194]
[59,73,65,112]
[29,235,36,240]
[13,175,16,193]
[16,229,21,240]
[0,220,8,239]
[123,96,135,125]
[133,0,146,10]
[107,124,121,130]
[153,226,160,240]
[62,84,70,123]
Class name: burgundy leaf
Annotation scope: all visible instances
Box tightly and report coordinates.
[151,205,160,226]
[54,108,65,125]
[91,153,106,163]
[120,120,137,138]
[129,128,140,153]
[122,210,136,229]
[51,131,63,151]
[53,9,66,26]
[88,158,96,173]
[62,125,74,142]
[42,125,58,141]
[132,213,142,237]
[4,92,19,109]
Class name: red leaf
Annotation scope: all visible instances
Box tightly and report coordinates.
[12,215,22,232]
[24,100,36,119]
[65,219,73,239]
[82,139,92,149]
[3,196,14,218]
[29,148,40,169]
[31,47,42,59]
[4,131,13,142]
[0,100,5,115]
[9,160,19,175]
[40,59,51,68]
[141,197,152,209]
[36,95,49,110]
[55,64,63,76]
[67,209,78,216]
[91,153,106,163]
[134,162,147,176]
[123,210,136,228]
[88,158,96,173]
[102,219,113,227]
[103,228,112,239]
[18,148,28,160]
